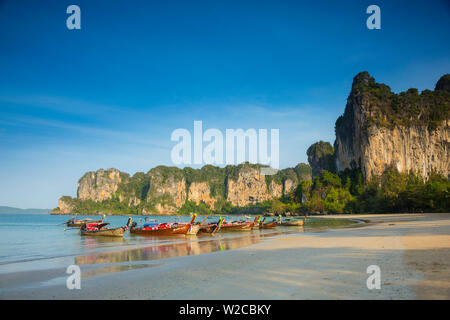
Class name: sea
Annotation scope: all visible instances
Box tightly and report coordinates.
[0,214,306,284]
[0,213,367,298]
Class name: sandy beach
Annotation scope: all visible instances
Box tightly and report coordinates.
[1,213,449,300]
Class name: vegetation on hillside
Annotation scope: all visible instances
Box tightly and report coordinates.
[306,141,336,176]
[56,164,448,216]
[288,168,449,214]
[348,72,450,131]
[55,73,449,216]
[177,167,449,215]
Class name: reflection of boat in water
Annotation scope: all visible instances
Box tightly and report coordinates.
[130,215,197,236]
[80,218,132,237]
[75,233,261,265]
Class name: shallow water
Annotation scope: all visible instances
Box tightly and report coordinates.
[0,214,280,265]
[0,214,361,291]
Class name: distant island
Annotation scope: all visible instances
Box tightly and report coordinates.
[0,206,51,215]
[53,72,450,216]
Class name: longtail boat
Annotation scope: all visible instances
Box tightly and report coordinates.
[249,216,262,229]
[220,218,252,232]
[259,217,278,229]
[186,224,201,235]
[198,217,224,235]
[66,215,104,227]
[279,217,306,226]
[80,217,132,237]
[130,214,197,236]
[176,214,203,235]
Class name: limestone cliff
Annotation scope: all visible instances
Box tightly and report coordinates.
[56,162,312,214]
[307,141,336,176]
[146,166,187,214]
[188,182,216,208]
[77,168,124,201]
[334,72,450,179]
[226,165,278,206]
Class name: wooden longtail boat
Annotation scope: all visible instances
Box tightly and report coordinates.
[249,216,262,229]
[259,217,278,229]
[186,224,201,235]
[279,217,306,226]
[220,218,253,232]
[130,215,197,236]
[80,218,132,237]
[66,215,104,227]
[185,214,203,235]
[198,217,224,235]
[160,214,201,235]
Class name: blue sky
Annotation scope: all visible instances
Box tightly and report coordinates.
[0,0,449,208]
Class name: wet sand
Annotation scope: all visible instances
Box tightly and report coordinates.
[1,213,449,299]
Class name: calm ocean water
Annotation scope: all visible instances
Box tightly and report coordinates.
[0,214,360,295]
[0,214,292,273]
[0,214,217,265]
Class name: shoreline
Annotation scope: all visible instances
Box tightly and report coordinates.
[1,213,449,299]
[49,212,447,217]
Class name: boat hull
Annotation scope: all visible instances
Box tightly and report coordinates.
[80,227,125,237]
[280,220,304,226]
[198,224,220,234]
[260,222,278,229]
[186,224,201,235]
[130,224,190,236]
[220,223,252,232]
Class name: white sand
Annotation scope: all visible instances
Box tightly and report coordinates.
[2,213,449,299]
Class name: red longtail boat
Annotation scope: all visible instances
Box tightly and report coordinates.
[219,217,252,232]
[130,214,197,236]
[80,217,132,237]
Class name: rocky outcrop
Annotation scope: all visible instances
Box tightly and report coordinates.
[226,165,280,206]
[334,72,450,180]
[293,163,313,181]
[146,166,186,214]
[435,74,450,92]
[284,178,297,193]
[54,162,312,214]
[307,141,336,176]
[58,197,76,214]
[77,168,123,201]
[188,182,216,208]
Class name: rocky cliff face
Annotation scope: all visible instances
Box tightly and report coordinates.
[188,182,216,207]
[56,163,311,214]
[334,72,450,180]
[146,166,187,214]
[58,197,75,214]
[77,168,123,201]
[226,165,280,206]
[307,141,336,176]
